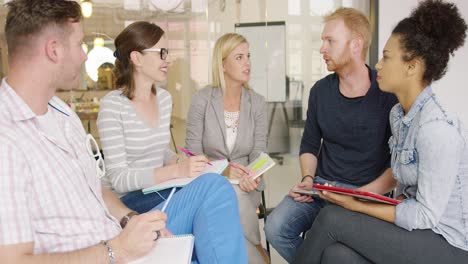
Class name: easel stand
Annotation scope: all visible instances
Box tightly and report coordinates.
[267,102,289,165]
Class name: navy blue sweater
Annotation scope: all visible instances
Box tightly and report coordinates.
[300,68,398,186]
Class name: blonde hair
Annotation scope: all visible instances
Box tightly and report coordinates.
[324,7,371,59]
[211,33,250,90]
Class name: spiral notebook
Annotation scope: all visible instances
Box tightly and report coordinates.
[143,159,229,194]
[129,234,194,264]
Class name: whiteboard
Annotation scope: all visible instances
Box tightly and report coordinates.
[235,22,286,102]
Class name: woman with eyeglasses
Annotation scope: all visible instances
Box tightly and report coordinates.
[97,21,247,263]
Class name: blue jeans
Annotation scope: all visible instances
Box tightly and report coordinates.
[150,173,247,264]
[264,176,358,263]
[121,187,182,214]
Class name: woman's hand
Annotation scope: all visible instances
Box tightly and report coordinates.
[239,174,261,193]
[178,155,208,177]
[318,188,360,211]
[396,193,408,201]
[225,162,249,180]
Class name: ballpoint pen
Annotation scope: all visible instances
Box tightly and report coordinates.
[154,187,176,241]
[161,187,176,213]
[178,147,213,166]
[229,162,250,176]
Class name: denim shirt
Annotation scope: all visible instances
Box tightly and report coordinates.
[389,86,468,251]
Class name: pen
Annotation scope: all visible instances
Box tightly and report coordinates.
[155,187,176,241]
[229,162,250,175]
[161,187,176,213]
[178,147,213,166]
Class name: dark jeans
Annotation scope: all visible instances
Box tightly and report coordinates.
[294,205,468,264]
[120,187,182,214]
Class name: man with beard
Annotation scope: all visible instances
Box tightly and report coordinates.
[264,7,398,263]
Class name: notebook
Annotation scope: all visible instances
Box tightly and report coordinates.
[143,159,229,194]
[312,184,400,205]
[229,152,276,184]
[129,234,194,264]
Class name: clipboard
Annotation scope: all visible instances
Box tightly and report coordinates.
[313,184,400,205]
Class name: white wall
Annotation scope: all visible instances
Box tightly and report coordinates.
[379,0,468,125]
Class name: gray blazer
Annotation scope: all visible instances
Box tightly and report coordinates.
[185,86,268,166]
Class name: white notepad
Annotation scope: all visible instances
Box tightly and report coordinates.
[129,234,194,264]
[143,159,229,194]
[229,152,276,184]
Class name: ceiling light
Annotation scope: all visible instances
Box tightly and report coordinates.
[93,37,105,48]
[81,0,93,18]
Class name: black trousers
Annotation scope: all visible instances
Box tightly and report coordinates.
[293,205,468,264]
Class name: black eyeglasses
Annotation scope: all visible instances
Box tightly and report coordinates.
[142,48,169,60]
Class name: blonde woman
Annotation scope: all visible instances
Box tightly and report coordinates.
[186,33,269,263]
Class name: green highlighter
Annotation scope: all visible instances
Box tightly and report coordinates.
[252,158,268,171]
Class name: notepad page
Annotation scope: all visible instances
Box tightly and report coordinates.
[129,234,194,264]
[230,153,276,184]
[143,159,229,193]
[202,159,229,174]
[247,152,275,176]
[143,178,194,194]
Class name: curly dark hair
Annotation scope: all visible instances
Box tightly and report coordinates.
[392,0,467,84]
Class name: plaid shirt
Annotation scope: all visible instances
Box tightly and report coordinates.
[0,79,121,254]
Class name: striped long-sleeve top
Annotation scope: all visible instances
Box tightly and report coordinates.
[97,88,175,196]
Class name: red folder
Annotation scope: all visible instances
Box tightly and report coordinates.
[313,184,400,205]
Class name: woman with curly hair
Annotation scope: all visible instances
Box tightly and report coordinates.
[294,1,468,263]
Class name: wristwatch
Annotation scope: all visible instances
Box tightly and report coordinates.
[120,211,138,228]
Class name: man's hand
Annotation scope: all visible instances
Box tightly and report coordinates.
[288,177,314,203]
[111,210,168,261]
[158,228,173,238]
